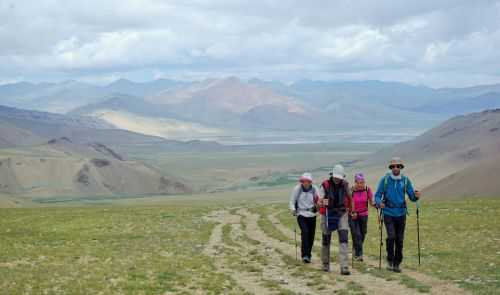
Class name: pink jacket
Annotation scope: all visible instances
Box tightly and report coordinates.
[352,187,374,217]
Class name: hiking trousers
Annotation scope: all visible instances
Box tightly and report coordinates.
[297,215,316,259]
[349,215,368,257]
[384,215,406,266]
[321,212,349,269]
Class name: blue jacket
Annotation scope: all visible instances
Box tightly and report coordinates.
[374,174,417,217]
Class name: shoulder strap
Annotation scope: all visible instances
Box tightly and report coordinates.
[365,186,369,207]
[400,175,408,195]
[296,185,316,200]
[351,186,355,211]
[324,179,345,208]
[340,180,348,207]
[383,174,390,196]
[384,174,408,194]
[402,175,409,215]
[322,180,330,192]
[294,185,302,210]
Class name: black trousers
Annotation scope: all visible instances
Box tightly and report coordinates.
[349,215,368,257]
[384,215,406,266]
[297,215,316,258]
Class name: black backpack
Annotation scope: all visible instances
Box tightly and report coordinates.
[322,179,348,210]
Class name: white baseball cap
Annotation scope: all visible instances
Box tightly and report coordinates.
[331,164,346,180]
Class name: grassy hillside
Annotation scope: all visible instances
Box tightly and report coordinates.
[0,192,498,294]
[275,198,500,295]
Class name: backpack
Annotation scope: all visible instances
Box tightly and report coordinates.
[294,185,318,213]
[352,186,370,212]
[322,178,348,210]
[382,173,409,210]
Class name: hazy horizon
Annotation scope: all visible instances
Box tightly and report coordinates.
[2,76,500,90]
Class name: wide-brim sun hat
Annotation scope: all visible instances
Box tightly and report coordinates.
[299,172,313,183]
[388,157,405,169]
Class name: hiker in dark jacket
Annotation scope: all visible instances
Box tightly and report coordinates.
[318,164,353,275]
[289,172,319,263]
[349,173,374,262]
[375,157,421,273]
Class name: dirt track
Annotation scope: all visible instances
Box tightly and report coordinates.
[203,208,471,295]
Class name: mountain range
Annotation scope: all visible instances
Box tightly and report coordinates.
[2,77,500,200]
[3,77,500,137]
[0,104,221,200]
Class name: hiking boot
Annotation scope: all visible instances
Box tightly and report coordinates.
[386,262,394,271]
[322,264,330,272]
[358,256,364,262]
[340,267,351,275]
[303,256,311,264]
[393,264,402,273]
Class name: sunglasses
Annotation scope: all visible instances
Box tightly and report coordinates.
[389,165,404,169]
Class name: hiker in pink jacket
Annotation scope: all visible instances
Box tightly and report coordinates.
[349,173,375,262]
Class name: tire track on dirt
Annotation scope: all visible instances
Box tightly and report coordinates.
[240,208,422,295]
[233,220,324,294]
[205,209,327,295]
[267,210,472,295]
[203,210,275,294]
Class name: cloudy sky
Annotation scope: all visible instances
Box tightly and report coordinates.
[1,0,500,87]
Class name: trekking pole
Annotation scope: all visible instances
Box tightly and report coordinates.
[416,200,421,266]
[351,192,355,268]
[378,194,386,270]
[294,222,298,262]
[351,216,354,268]
[352,244,354,268]
[378,208,383,270]
[325,204,329,231]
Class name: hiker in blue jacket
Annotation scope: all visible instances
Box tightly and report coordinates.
[375,157,421,273]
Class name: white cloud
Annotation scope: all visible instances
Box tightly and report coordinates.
[317,26,389,60]
[1,0,500,87]
[423,42,450,64]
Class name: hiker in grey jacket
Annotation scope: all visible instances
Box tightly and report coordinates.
[318,164,353,275]
[289,172,319,263]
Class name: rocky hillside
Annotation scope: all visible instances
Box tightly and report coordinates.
[357,109,500,198]
[0,137,192,198]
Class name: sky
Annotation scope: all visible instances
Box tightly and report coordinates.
[1,0,500,87]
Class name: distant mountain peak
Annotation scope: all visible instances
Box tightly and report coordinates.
[481,108,500,114]
[107,78,135,87]
[213,76,242,87]
[47,137,73,145]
